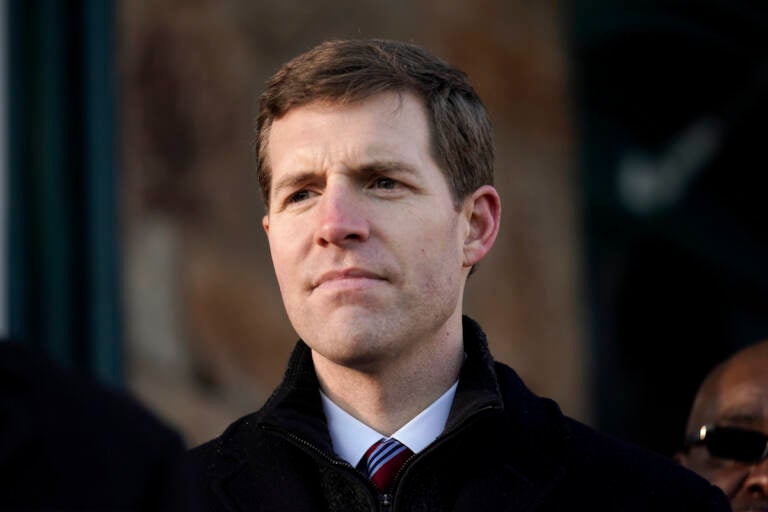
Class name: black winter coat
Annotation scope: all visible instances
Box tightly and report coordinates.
[175,317,730,511]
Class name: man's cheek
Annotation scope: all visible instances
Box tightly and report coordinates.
[704,464,747,495]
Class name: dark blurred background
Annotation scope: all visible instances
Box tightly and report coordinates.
[568,0,768,456]
[4,0,767,459]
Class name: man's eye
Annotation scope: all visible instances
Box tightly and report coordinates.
[287,190,313,203]
[371,177,398,190]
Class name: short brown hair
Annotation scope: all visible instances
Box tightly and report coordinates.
[256,38,494,208]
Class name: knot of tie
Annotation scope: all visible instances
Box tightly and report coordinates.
[362,438,414,493]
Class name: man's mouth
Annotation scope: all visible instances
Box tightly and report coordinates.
[312,268,386,290]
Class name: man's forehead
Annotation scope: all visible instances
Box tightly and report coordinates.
[694,362,768,430]
[267,92,432,171]
[712,387,767,426]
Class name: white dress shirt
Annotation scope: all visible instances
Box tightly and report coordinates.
[320,380,459,468]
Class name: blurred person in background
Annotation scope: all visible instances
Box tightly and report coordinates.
[678,339,768,511]
[178,38,729,511]
[0,339,185,511]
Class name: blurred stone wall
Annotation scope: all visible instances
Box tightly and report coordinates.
[119,0,587,447]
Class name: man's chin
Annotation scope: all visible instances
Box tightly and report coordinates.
[302,306,393,337]
[311,338,394,372]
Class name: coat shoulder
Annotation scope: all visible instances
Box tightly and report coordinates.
[165,413,263,512]
[559,415,730,510]
[492,361,729,510]
[184,412,261,474]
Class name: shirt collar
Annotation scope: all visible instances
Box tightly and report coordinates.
[320,380,459,467]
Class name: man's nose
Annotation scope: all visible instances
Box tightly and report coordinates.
[314,184,370,246]
[744,457,768,497]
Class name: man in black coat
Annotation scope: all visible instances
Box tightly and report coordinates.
[179,38,730,511]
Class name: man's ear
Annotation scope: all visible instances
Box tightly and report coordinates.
[262,214,270,235]
[462,185,501,267]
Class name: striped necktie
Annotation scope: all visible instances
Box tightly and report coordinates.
[363,438,414,493]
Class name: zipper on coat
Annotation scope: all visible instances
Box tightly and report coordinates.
[379,492,393,512]
[261,425,383,506]
[258,426,354,470]
[384,403,501,510]
[262,403,501,511]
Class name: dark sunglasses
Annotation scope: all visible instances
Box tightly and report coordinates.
[685,424,768,463]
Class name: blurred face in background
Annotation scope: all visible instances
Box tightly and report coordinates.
[677,342,768,512]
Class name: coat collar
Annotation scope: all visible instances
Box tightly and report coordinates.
[256,316,508,448]
[440,316,570,511]
[207,316,570,512]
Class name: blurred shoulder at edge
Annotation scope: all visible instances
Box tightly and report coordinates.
[0,338,186,511]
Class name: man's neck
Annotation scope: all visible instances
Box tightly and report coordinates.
[312,321,464,436]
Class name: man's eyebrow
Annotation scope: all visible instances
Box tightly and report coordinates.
[718,409,763,427]
[272,171,320,196]
[355,160,419,176]
[272,160,419,196]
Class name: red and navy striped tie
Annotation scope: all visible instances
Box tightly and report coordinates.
[363,438,414,493]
